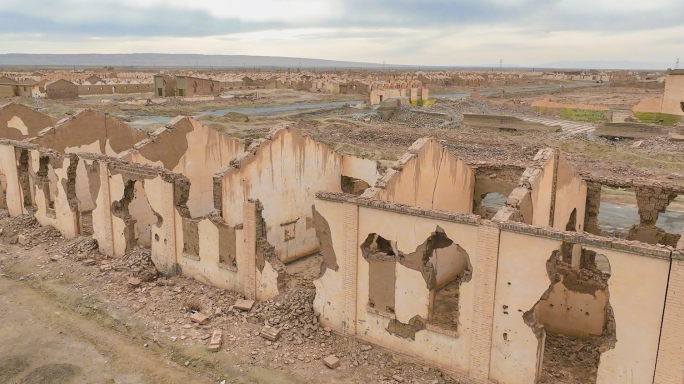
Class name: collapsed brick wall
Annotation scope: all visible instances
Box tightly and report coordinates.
[584,181,602,235]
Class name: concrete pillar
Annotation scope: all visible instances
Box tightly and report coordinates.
[469,222,501,383]
[242,200,258,301]
[341,202,359,335]
[654,255,684,384]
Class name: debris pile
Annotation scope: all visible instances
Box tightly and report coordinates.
[113,246,157,281]
[540,333,604,384]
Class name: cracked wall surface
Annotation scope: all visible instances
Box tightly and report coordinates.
[372,138,475,214]
[217,127,377,263]
[121,116,245,218]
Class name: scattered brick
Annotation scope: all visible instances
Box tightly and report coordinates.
[260,327,281,341]
[190,312,209,325]
[208,330,222,352]
[234,299,255,311]
[323,355,340,369]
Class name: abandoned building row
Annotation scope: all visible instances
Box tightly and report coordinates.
[1,101,684,384]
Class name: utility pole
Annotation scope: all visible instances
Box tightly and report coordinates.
[676,58,680,69]
[500,59,503,69]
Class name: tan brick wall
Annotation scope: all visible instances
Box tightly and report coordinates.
[654,258,684,384]
[469,223,501,383]
[242,201,257,300]
[341,203,359,335]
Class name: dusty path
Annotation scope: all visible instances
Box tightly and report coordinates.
[0,276,217,384]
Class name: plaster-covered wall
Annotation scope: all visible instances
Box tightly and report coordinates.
[589,246,669,384]
[122,117,245,218]
[530,152,555,227]
[374,139,475,214]
[536,279,607,338]
[220,128,344,263]
[175,218,243,292]
[552,154,587,231]
[341,155,380,187]
[0,143,27,216]
[491,229,670,384]
[490,231,560,384]
[30,153,79,238]
[33,110,148,156]
[0,103,56,140]
[314,197,479,374]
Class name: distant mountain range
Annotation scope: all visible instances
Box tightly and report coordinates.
[0,53,400,69]
[0,54,677,71]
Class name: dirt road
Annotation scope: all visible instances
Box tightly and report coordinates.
[0,276,218,384]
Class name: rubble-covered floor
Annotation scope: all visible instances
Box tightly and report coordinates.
[0,210,458,384]
[539,333,603,384]
[430,279,460,333]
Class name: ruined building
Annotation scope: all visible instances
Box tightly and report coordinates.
[1,102,684,384]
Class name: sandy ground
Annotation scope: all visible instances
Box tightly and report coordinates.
[0,276,216,384]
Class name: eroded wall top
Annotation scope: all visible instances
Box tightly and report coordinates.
[32,109,148,155]
[0,103,57,141]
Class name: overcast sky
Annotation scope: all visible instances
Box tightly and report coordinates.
[0,0,682,66]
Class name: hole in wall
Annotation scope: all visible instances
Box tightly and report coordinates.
[341,175,370,196]
[478,192,507,220]
[361,234,397,314]
[597,186,638,239]
[526,243,616,384]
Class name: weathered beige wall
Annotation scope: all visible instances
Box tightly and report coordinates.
[129,180,157,246]
[662,74,684,116]
[31,154,78,238]
[221,128,343,263]
[375,139,475,214]
[33,110,147,156]
[108,173,129,257]
[0,143,26,216]
[0,103,56,140]
[313,199,347,327]
[176,218,242,292]
[146,175,176,273]
[530,154,555,227]
[92,161,113,256]
[537,279,607,338]
[123,117,244,218]
[490,231,561,384]
[341,155,380,186]
[431,244,469,289]
[74,158,99,212]
[552,154,587,231]
[588,247,669,384]
[314,197,479,374]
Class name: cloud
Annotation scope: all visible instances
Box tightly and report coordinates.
[0,1,285,37]
[0,0,682,65]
